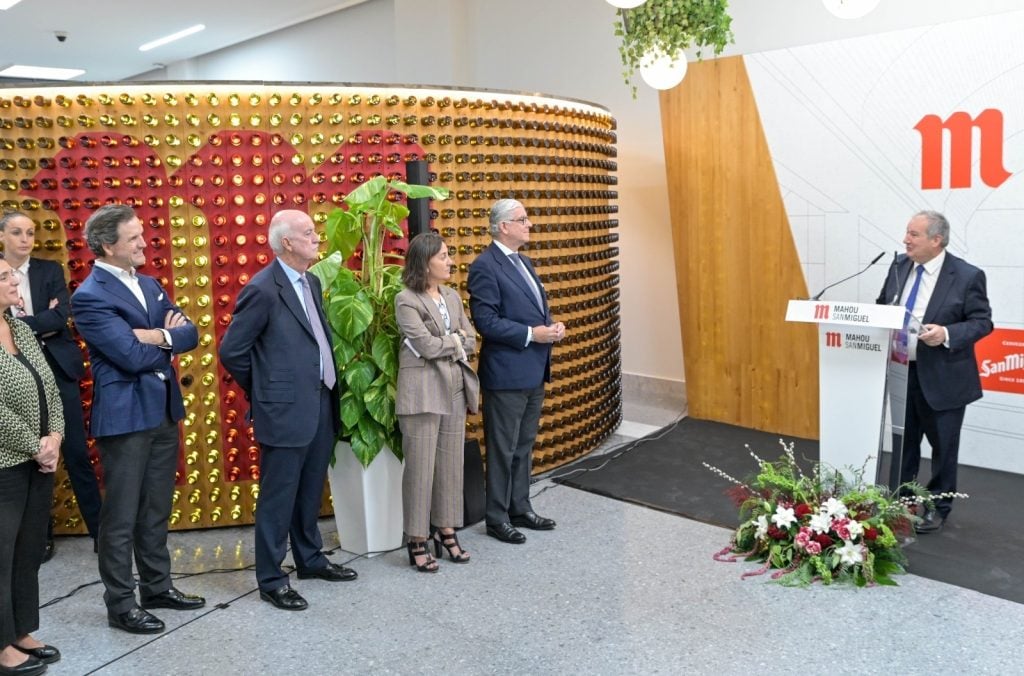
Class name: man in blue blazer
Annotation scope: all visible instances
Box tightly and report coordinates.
[72,205,205,634]
[219,210,356,612]
[0,212,100,558]
[468,199,565,544]
[876,210,992,533]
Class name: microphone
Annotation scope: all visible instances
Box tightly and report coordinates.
[810,251,886,301]
[889,251,903,305]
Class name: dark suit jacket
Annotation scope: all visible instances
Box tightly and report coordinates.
[468,243,553,391]
[71,266,198,437]
[19,257,85,381]
[219,258,340,448]
[876,252,993,411]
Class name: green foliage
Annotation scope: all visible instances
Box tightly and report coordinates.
[614,0,735,97]
[309,176,450,467]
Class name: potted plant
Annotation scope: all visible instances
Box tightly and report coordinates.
[614,0,735,97]
[310,175,450,553]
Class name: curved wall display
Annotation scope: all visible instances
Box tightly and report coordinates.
[0,83,622,533]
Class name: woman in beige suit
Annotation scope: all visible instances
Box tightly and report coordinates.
[396,233,480,572]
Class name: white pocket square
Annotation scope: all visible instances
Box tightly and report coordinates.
[157,293,164,301]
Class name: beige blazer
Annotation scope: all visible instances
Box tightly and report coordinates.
[395,286,481,416]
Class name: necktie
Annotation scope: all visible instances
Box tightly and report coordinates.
[14,302,27,318]
[300,275,336,389]
[509,253,543,309]
[903,264,925,328]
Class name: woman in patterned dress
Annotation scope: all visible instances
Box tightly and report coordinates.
[0,252,65,676]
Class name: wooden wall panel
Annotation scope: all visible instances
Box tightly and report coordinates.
[660,56,819,438]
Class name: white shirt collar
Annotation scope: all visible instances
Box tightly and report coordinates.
[94,259,138,281]
[917,249,946,276]
[493,240,517,257]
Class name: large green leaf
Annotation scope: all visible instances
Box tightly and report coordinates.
[325,209,363,261]
[391,181,451,201]
[308,251,342,289]
[332,338,357,370]
[364,374,396,430]
[343,175,389,211]
[343,356,376,397]
[375,199,410,238]
[370,331,398,379]
[349,426,376,467]
[339,389,364,430]
[328,286,373,341]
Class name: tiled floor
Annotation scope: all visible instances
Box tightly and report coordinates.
[33,387,1022,675]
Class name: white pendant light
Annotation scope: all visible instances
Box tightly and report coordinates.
[821,0,881,19]
[639,49,688,90]
[606,0,647,9]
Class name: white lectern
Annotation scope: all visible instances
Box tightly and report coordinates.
[786,300,909,482]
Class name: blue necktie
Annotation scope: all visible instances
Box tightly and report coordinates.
[903,264,925,328]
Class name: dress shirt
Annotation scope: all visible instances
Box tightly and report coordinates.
[15,259,32,316]
[93,259,172,349]
[493,239,537,347]
[899,249,948,360]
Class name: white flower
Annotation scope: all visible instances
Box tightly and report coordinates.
[822,497,848,518]
[837,540,863,565]
[771,505,797,529]
[846,520,864,540]
[754,515,769,539]
[808,511,832,534]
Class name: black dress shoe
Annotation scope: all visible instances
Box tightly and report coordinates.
[13,644,60,665]
[486,522,527,544]
[260,585,308,611]
[41,539,55,563]
[296,562,358,581]
[0,654,46,676]
[510,511,556,530]
[141,588,206,611]
[108,606,165,634]
[915,509,946,534]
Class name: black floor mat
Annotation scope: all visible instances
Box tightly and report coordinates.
[553,417,1024,604]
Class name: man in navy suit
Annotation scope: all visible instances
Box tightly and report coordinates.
[468,199,565,544]
[220,209,356,612]
[72,205,206,634]
[876,210,992,533]
[0,212,101,559]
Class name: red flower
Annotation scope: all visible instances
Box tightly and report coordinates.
[863,527,879,541]
[814,533,833,548]
[794,503,813,518]
[767,525,788,540]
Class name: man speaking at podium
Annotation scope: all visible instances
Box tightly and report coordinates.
[876,210,992,533]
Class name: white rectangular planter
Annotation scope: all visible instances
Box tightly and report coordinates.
[327,441,404,555]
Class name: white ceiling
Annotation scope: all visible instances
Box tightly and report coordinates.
[0,0,367,82]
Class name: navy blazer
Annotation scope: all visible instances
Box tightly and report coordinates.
[876,252,993,411]
[19,257,85,381]
[72,266,198,437]
[468,243,553,391]
[219,259,340,448]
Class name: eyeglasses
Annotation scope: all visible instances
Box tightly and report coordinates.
[506,216,530,225]
[0,269,22,283]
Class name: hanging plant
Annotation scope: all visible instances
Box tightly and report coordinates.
[614,0,735,97]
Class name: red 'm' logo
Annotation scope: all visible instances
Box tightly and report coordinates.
[825,332,842,348]
[814,304,829,320]
[915,109,1012,190]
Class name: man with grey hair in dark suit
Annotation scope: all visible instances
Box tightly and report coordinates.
[876,210,992,533]
[220,209,357,612]
[468,199,565,544]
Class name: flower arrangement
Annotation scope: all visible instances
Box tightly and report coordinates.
[704,441,955,587]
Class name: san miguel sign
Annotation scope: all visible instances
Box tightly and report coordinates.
[915,108,1012,190]
[976,329,1024,396]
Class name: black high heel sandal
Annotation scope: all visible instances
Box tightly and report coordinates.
[406,540,439,573]
[432,527,471,563]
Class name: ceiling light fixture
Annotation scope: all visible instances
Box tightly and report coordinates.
[0,64,85,80]
[139,24,206,52]
[0,0,25,10]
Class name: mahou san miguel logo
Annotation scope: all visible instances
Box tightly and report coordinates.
[975,329,1024,396]
[915,108,1012,190]
[824,331,842,348]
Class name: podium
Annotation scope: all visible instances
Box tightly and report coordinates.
[786,300,912,485]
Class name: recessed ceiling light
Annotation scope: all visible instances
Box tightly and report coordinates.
[139,24,205,52]
[0,1,25,11]
[0,64,85,80]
